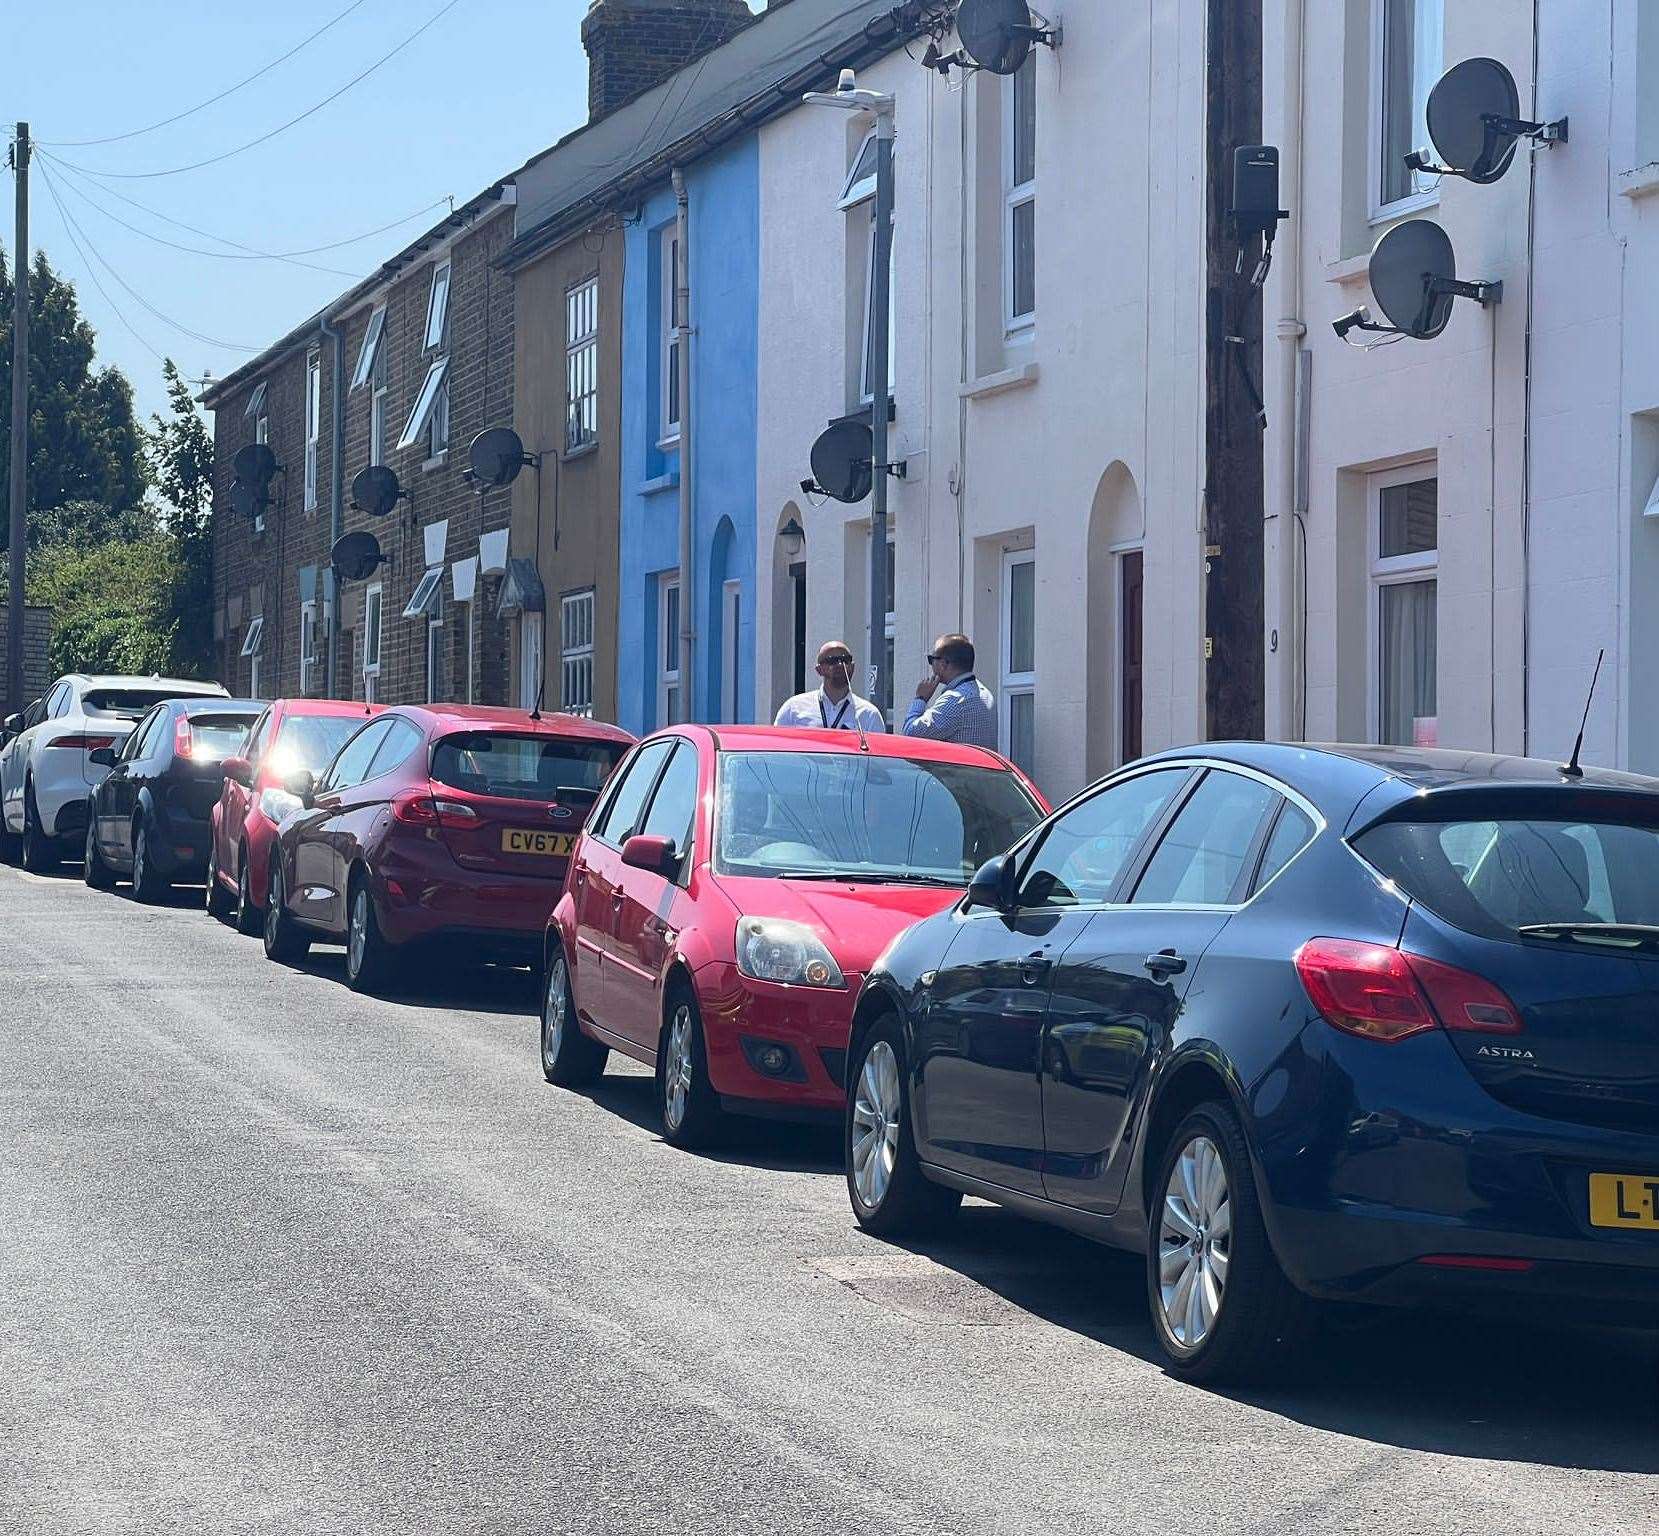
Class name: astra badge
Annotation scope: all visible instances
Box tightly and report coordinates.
[1476,1045,1536,1061]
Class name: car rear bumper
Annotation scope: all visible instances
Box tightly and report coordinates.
[36,754,103,836]
[694,961,860,1113]
[1255,1025,1659,1304]
[147,802,213,876]
[372,837,563,951]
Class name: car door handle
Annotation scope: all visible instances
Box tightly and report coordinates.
[1020,953,1052,986]
[1144,950,1188,979]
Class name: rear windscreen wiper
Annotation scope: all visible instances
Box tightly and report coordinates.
[1516,922,1659,950]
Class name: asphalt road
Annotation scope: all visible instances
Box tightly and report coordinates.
[1,860,1656,1535]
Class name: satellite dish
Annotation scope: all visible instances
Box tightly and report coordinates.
[957,0,1035,75]
[809,420,873,505]
[1427,58,1522,183]
[469,427,529,489]
[351,464,403,517]
[331,531,386,584]
[1368,218,1460,340]
[233,443,277,484]
[230,480,265,521]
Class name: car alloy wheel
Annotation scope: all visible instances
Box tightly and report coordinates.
[132,825,150,899]
[541,949,606,1087]
[1157,1134,1232,1351]
[663,1005,694,1134]
[541,955,568,1070]
[235,850,259,936]
[347,888,367,976]
[851,1039,902,1210]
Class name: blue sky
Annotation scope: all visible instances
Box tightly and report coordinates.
[3,1,759,429]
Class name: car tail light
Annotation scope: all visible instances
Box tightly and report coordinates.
[392,790,479,830]
[1417,1254,1536,1272]
[174,716,195,759]
[1295,938,1524,1043]
[46,734,117,750]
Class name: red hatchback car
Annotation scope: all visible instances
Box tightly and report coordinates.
[262,704,633,992]
[539,725,1048,1146]
[206,698,384,935]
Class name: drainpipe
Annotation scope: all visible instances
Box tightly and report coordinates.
[1272,0,1307,739]
[672,168,696,719]
[320,311,346,697]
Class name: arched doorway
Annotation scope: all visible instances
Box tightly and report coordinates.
[1086,463,1145,781]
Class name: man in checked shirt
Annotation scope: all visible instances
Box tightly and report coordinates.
[901,633,998,749]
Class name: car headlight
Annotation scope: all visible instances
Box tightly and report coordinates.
[735,916,846,988]
[259,787,303,824]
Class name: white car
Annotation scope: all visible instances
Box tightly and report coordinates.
[0,673,229,871]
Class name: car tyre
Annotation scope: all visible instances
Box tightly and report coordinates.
[1146,1102,1311,1387]
[540,944,607,1086]
[205,838,234,919]
[658,986,723,1149]
[263,860,309,963]
[845,1013,962,1236]
[234,844,261,936]
[345,875,393,994]
[21,783,58,873]
[130,818,169,903]
[83,821,115,890]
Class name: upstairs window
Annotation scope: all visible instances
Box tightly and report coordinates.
[425,260,452,351]
[840,129,880,210]
[1004,52,1037,331]
[566,277,599,453]
[1373,0,1443,214]
[369,340,389,466]
[304,350,321,511]
[660,229,681,446]
[351,306,387,390]
[398,357,449,452]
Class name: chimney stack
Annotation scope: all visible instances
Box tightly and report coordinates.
[581,0,757,123]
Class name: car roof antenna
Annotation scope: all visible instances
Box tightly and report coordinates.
[1560,648,1604,779]
[530,675,545,723]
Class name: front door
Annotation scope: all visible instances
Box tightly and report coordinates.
[1121,549,1143,764]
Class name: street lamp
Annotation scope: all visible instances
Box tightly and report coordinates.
[805,68,895,716]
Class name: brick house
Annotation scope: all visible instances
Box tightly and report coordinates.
[203,183,516,709]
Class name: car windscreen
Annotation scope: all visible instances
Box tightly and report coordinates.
[1355,812,1659,942]
[83,688,206,719]
[267,713,369,778]
[430,732,626,802]
[715,750,1043,883]
[183,714,258,762]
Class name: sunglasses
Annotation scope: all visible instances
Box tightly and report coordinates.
[820,655,854,668]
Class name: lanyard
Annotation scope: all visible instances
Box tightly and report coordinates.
[819,691,852,730]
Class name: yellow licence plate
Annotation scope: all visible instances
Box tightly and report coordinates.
[1588,1173,1659,1230]
[501,829,576,858]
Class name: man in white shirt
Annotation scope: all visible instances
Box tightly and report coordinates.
[902,633,998,749]
[774,641,887,733]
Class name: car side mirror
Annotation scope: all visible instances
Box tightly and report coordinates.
[964,853,1017,913]
[621,832,679,878]
[283,769,317,809]
[2,713,20,736]
[223,755,253,788]
[88,746,117,768]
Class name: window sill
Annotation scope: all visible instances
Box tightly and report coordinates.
[1617,162,1659,199]
[563,440,599,463]
[422,451,449,473]
[1368,189,1439,227]
[657,433,682,454]
[640,469,680,496]
[960,362,1041,401]
[1323,253,1371,287]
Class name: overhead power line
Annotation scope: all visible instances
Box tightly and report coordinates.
[42,0,373,148]
[53,0,468,181]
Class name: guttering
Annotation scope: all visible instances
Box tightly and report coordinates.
[673,167,696,718]
[320,310,345,697]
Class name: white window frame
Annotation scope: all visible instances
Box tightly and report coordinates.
[304,350,321,511]
[253,412,268,534]
[362,583,383,702]
[566,276,599,454]
[402,566,445,620]
[1003,53,1037,335]
[1367,465,1439,746]
[299,600,319,695]
[427,377,449,462]
[398,357,449,451]
[370,362,388,467]
[721,579,742,724]
[352,306,387,390]
[426,598,445,705]
[660,230,681,447]
[840,128,880,210]
[520,611,545,711]
[658,574,681,727]
[1000,548,1037,766]
[424,259,452,351]
[561,588,596,718]
[462,598,476,704]
[1369,0,1443,222]
[859,216,896,407]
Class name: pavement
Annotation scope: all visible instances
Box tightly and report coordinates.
[1,858,1656,1535]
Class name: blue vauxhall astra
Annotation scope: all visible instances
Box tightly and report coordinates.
[841,742,1659,1383]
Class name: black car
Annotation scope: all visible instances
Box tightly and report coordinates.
[843,743,1659,1383]
[84,697,263,902]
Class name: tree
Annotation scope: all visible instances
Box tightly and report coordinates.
[0,244,148,542]
[21,534,181,677]
[145,359,215,676]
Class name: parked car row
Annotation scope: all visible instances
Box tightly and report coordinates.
[7,675,1657,1383]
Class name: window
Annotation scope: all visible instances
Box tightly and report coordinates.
[721,580,742,725]
[561,589,595,717]
[592,738,675,846]
[1001,549,1036,772]
[639,742,700,872]
[240,616,264,698]
[304,351,321,511]
[566,277,599,452]
[1004,52,1037,330]
[424,260,451,351]
[840,129,880,210]
[244,381,268,423]
[1253,802,1317,894]
[859,216,896,405]
[366,717,426,780]
[1371,472,1438,746]
[1133,771,1281,907]
[426,597,445,704]
[351,305,387,390]
[659,575,681,726]
[362,584,383,702]
[398,357,449,451]
[369,341,388,466]
[1373,0,1443,214]
[520,611,544,710]
[403,566,444,621]
[253,403,268,535]
[431,732,623,800]
[428,379,449,461]
[130,708,169,762]
[1018,767,1188,909]
[45,682,70,718]
[323,718,395,792]
[299,600,319,695]
[660,229,681,445]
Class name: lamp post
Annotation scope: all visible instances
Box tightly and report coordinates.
[804,70,895,717]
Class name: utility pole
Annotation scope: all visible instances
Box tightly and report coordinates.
[7,122,27,719]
